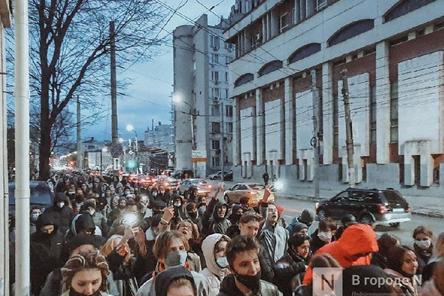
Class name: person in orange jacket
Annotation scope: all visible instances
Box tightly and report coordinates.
[303,223,378,285]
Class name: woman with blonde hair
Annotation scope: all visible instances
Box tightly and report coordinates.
[61,251,112,296]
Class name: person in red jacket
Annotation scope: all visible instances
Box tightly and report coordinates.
[303,223,378,285]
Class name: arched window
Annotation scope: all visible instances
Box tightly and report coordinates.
[258,60,283,77]
[384,0,435,23]
[288,43,321,64]
[327,19,374,47]
[234,73,254,87]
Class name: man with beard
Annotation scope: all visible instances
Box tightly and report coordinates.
[218,235,281,296]
[30,213,65,295]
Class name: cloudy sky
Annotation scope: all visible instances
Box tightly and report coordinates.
[83,0,233,142]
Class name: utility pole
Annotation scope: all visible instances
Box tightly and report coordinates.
[341,70,356,187]
[110,21,118,145]
[220,101,225,179]
[311,69,320,199]
[76,96,82,170]
[15,0,31,293]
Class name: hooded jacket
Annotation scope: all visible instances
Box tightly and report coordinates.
[201,234,230,296]
[30,213,65,295]
[273,247,307,296]
[209,202,231,235]
[217,274,282,296]
[155,266,196,296]
[303,223,378,285]
[44,192,74,232]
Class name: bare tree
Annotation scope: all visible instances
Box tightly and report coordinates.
[28,0,166,180]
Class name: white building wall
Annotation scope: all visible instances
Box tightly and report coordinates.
[398,51,444,186]
[296,89,314,181]
[264,99,281,159]
[240,107,255,177]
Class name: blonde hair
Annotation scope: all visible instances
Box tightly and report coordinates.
[61,251,109,293]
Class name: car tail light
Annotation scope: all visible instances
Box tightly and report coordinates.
[377,204,387,214]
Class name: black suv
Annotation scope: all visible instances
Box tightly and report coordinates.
[315,188,411,227]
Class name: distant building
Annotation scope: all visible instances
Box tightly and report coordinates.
[173,14,235,177]
[225,0,444,195]
[144,121,174,152]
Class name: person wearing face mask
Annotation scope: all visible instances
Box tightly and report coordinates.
[412,226,434,275]
[200,234,231,296]
[44,192,75,233]
[273,234,310,296]
[385,245,420,296]
[80,200,109,237]
[61,251,113,296]
[217,235,282,296]
[30,213,66,295]
[310,219,336,254]
[30,206,43,234]
[136,230,210,296]
[177,220,202,272]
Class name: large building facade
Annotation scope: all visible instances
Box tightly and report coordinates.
[173,14,235,177]
[144,121,174,152]
[225,0,444,196]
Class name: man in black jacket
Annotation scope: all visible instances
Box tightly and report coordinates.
[44,192,75,233]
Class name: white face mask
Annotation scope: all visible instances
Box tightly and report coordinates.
[216,256,229,269]
[318,231,332,243]
[57,202,65,208]
[415,239,432,250]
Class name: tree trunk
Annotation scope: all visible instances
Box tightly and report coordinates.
[39,70,51,180]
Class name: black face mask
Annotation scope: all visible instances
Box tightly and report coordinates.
[235,272,261,294]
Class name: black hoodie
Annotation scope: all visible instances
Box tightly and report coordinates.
[44,192,74,232]
[155,266,196,296]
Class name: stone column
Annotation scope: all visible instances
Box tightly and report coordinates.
[285,78,295,165]
[322,62,333,164]
[232,96,241,166]
[256,88,265,165]
[376,41,391,164]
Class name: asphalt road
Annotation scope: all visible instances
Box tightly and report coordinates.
[275,196,444,245]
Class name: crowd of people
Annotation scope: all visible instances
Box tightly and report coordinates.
[16,171,444,296]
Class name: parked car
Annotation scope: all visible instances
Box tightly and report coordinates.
[172,169,194,180]
[8,181,54,225]
[208,171,233,181]
[157,176,180,191]
[315,188,411,227]
[224,183,275,207]
[178,179,212,197]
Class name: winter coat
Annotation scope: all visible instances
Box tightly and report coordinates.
[259,222,289,263]
[136,269,210,296]
[43,192,75,232]
[303,224,378,285]
[154,266,195,296]
[413,243,433,275]
[273,248,307,296]
[217,274,282,296]
[309,229,329,254]
[30,213,65,295]
[384,268,419,296]
[200,234,231,296]
[422,256,443,282]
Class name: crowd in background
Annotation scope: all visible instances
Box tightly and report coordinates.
[12,171,444,296]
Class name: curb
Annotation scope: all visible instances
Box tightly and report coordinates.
[283,195,444,219]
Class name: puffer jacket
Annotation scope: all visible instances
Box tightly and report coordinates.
[200,234,230,296]
[217,274,282,296]
[273,248,307,296]
[303,224,378,285]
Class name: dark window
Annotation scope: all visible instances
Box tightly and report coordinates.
[370,86,376,144]
[258,60,283,77]
[288,43,322,64]
[328,19,375,47]
[384,0,436,23]
[212,122,221,133]
[390,81,399,143]
[234,73,254,87]
[225,105,233,117]
[383,190,408,208]
[348,191,364,202]
[212,140,220,150]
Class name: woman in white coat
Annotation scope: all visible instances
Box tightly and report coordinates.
[200,233,231,296]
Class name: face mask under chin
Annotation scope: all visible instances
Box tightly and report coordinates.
[235,272,261,294]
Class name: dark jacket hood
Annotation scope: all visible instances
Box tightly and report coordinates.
[54,192,69,204]
[36,213,58,230]
[155,266,196,296]
[212,202,228,221]
[71,214,95,235]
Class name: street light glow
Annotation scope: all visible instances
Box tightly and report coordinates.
[126,124,135,132]
[118,137,124,143]
[172,93,182,104]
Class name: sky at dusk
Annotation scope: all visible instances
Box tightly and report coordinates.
[82,0,233,142]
